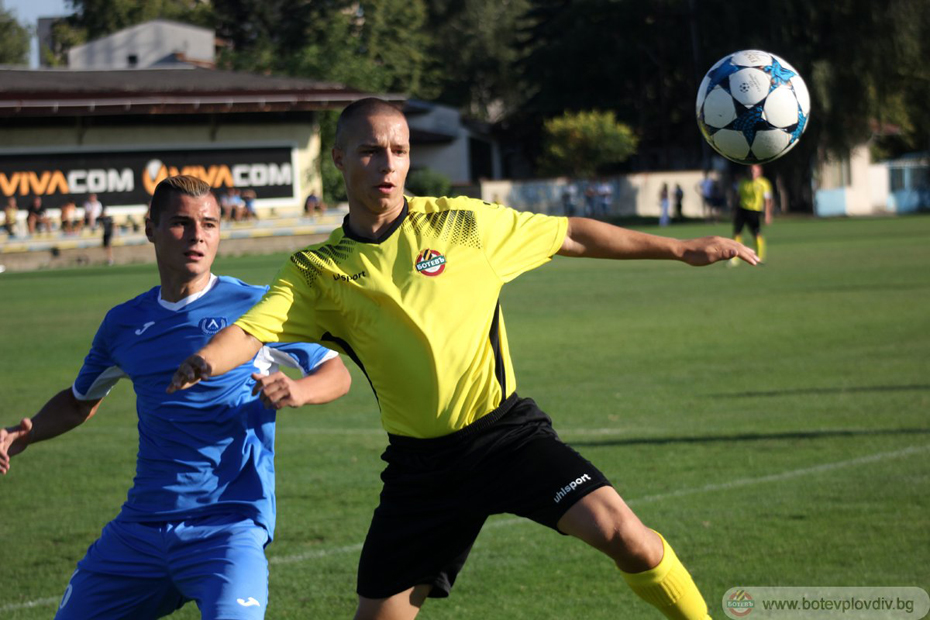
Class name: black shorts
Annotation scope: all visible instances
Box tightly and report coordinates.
[356,394,612,600]
[733,207,762,236]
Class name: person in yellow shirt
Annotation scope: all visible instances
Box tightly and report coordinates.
[169,98,759,620]
[733,164,773,264]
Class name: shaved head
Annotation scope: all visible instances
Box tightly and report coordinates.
[335,98,406,150]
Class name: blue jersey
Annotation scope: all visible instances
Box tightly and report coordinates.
[73,275,336,539]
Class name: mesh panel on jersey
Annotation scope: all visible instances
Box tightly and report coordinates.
[290,237,356,288]
[407,210,481,248]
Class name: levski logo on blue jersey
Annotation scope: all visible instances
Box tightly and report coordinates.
[199,317,228,335]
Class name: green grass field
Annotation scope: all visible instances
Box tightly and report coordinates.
[1,216,928,619]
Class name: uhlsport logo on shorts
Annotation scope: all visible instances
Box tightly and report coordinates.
[553,473,592,504]
[199,317,228,335]
[415,249,446,276]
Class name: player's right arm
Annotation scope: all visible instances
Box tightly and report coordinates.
[170,260,321,393]
[0,390,102,474]
[168,324,263,393]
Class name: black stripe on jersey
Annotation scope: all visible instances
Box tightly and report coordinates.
[489,300,506,399]
[321,331,379,405]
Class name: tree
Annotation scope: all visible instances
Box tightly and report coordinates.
[540,110,638,177]
[516,0,930,211]
[406,168,452,197]
[423,0,529,121]
[0,2,31,66]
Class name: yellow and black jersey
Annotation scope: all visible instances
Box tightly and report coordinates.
[236,196,567,438]
[737,176,773,212]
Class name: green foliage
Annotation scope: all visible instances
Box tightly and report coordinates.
[541,110,638,177]
[423,0,530,120]
[318,110,348,203]
[0,2,30,66]
[1,217,929,618]
[405,167,452,197]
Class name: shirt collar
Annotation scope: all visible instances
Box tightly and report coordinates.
[342,198,409,244]
[157,274,218,311]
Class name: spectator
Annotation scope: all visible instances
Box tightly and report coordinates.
[597,180,613,218]
[304,193,324,219]
[60,199,82,234]
[99,205,115,266]
[241,189,258,220]
[674,184,684,222]
[3,197,17,237]
[560,184,578,217]
[220,188,245,221]
[83,194,103,230]
[659,183,670,227]
[27,197,52,235]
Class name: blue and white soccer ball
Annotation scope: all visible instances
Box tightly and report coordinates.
[696,50,810,165]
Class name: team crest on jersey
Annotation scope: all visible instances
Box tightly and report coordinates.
[415,249,446,276]
[199,317,228,335]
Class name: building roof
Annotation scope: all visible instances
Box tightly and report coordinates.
[0,67,404,117]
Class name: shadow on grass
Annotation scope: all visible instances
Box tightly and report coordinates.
[708,384,930,398]
[567,427,930,448]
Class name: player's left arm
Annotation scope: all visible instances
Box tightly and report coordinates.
[251,356,351,409]
[557,217,759,266]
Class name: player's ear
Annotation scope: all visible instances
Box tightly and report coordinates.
[144,217,155,242]
[332,147,344,171]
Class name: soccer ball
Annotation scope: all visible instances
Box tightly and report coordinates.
[696,50,810,164]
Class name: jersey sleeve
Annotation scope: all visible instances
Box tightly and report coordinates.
[235,259,320,344]
[253,343,338,377]
[72,314,127,401]
[480,202,568,283]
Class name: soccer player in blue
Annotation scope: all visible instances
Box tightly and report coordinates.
[0,175,351,620]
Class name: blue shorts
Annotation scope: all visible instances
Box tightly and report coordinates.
[54,514,269,620]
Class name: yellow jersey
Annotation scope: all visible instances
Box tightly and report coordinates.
[235,196,568,438]
[737,176,773,212]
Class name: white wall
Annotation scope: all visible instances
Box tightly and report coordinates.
[69,21,214,69]
[482,170,710,219]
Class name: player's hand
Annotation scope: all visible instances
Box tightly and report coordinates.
[251,372,305,409]
[167,355,212,393]
[0,418,33,475]
[680,236,759,266]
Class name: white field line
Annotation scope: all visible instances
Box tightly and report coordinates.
[3,444,927,614]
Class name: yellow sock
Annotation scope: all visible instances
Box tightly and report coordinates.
[755,235,766,262]
[730,234,743,265]
[621,531,712,620]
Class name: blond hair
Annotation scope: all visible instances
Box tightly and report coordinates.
[149,175,213,223]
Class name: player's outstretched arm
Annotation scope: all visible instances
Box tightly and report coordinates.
[168,325,263,393]
[251,356,352,410]
[557,217,759,266]
[0,389,102,475]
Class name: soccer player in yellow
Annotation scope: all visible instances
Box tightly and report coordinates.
[169,98,759,620]
[733,164,773,264]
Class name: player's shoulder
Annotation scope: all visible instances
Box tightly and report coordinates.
[94,286,160,337]
[212,275,269,302]
[103,286,160,320]
[289,226,355,268]
[407,195,497,215]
